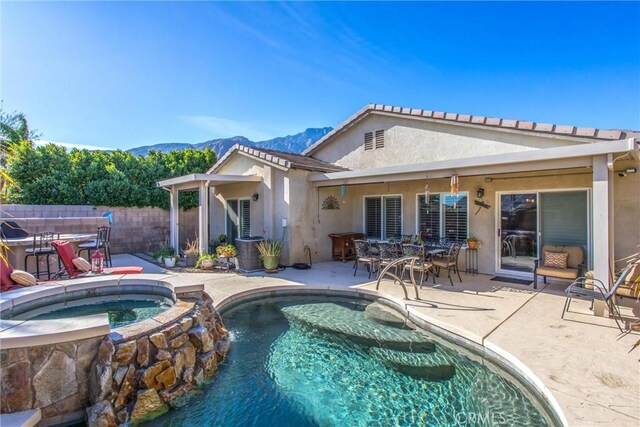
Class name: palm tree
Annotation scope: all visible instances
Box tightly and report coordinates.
[0,108,39,197]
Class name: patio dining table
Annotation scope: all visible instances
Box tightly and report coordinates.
[3,233,96,272]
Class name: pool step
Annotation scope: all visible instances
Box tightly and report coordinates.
[370,347,456,381]
[364,302,412,329]
[282,303,435,353]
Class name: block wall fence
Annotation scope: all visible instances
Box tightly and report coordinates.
[0,205,198,254]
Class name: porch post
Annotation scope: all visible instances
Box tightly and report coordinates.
[198,182,209,254]
[169,187,179,255]
[592,155,613,315]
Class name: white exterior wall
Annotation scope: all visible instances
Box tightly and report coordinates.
[312,113,588,169]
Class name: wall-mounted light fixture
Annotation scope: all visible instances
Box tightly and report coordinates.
[252,192,259,201]
[476,187,485,199]
[617,168,637,177]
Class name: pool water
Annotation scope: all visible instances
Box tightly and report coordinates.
[30,298,172,328]
[143,297,556,427]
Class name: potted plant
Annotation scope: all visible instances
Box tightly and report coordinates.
[153,246,173,263]
[183,239,200,267]
[196,254,217,270]
[210,234,228,253]
[465,237,481,250]
[256,239,284,271]
[216,244,237,259]
[163,254,179,268]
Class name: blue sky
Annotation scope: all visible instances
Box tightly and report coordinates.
[2,1,639,150]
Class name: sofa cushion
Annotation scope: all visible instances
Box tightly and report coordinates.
[544,251,569,269]
[536,266,579,280]
[541,245,584,269]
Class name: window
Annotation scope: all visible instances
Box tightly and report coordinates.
[417,193,468,242]
[364,132,374,150]
[226,199,251,244]
[364,195,402,239]
[417,194,441,240]
[364,130,385,150]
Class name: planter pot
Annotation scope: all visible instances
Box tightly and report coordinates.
[220,252,234,258]
[467,241,478,250]
[262,256,279,271]
[164,258,177,268]
[185,255,198,268]
[200,259,215,269]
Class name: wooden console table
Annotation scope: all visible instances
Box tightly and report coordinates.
[329,232,365,262]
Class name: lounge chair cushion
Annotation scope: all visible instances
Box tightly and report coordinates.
[1,258,16,291]
[104,266,143,275]
[536,266,579,280]
[544,252,569,269]
[72,257,92,272]
[432,260,453,268]
[10,270,37,286]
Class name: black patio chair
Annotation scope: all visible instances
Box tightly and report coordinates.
[353,239,379,279]
[432,243,462,286]
[401,244,434,286]
[24,231,60,280]
[78,226,112,267]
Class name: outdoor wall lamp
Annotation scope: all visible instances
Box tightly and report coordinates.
[476,188,485,199]
[252,192,259,201]
[617,168,637,177]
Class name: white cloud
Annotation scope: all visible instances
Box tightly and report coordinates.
[35,140,112,151]
[180,115,274,141]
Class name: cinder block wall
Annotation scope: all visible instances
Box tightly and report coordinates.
[0,205,199,254]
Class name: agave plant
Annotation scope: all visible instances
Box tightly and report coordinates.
[256,239,284,258]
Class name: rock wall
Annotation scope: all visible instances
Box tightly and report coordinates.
[0,336,104,424]
[86,294,230,426]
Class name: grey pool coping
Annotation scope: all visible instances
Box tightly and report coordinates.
[0,274,204,350]
[214,285,568,427]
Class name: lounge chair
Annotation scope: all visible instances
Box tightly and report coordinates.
[561,260,638,332]
[51,240,143,279]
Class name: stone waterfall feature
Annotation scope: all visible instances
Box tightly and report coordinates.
[86,294,230,425]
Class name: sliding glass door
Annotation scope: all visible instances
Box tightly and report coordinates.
[499,193,538,273]
[497,190,589,276]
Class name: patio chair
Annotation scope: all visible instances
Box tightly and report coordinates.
[401,244,434,286]
[51,240,143,279]
[400,234,413,244]
[24,231,60,280]
[353,239,379,279]
[562,260,638,332]
[78,226,113,267]
[378,242,403,278]
[432,243,462,286]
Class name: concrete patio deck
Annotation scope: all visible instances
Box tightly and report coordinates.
[110,255,640,426]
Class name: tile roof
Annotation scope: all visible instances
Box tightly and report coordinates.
[209,144,349,173]
[303,104,640,156]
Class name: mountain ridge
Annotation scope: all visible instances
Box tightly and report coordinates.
[127,127,332,157]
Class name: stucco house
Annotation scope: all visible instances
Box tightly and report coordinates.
[157,104,640,288]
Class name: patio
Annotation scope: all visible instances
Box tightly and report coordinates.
[108,255,640,426]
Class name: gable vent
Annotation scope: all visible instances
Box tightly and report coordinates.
[364,132,374,150]
[375,130,385,149]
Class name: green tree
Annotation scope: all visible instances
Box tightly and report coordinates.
[0,107,40,199]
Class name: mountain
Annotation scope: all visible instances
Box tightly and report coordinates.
[127,127,332,157]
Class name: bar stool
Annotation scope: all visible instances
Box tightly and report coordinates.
[78,226,112,267]
[24,232,60,280]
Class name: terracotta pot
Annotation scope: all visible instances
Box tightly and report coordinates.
[263,256,279,271]
[220,252,233,258]
[467,241,478,250]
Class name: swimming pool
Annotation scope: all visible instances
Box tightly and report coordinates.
[143,296,558,426]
